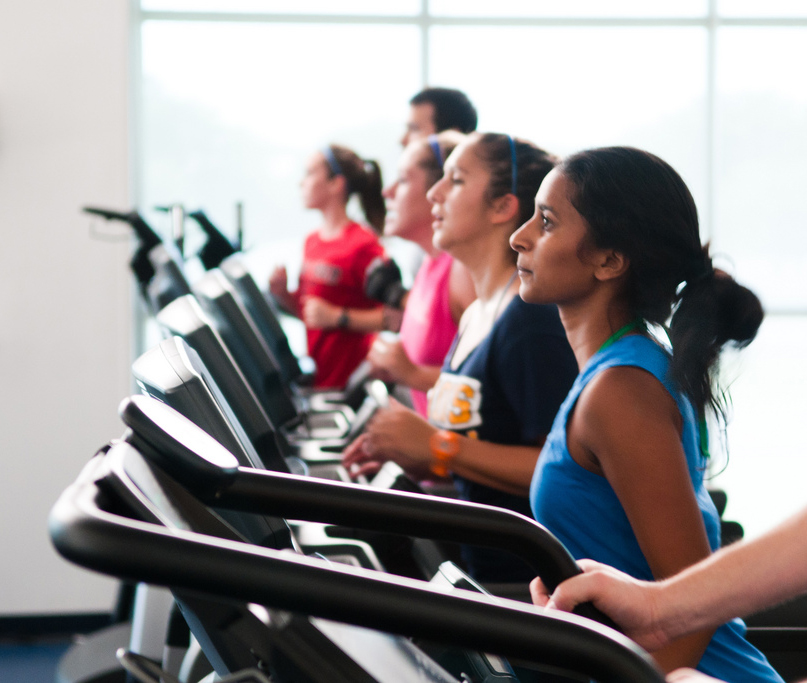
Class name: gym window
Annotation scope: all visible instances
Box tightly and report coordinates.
[134,0,807,538]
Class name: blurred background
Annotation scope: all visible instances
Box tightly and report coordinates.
[1,0,805,622]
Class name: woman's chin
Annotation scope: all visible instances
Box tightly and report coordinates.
[517,280,542,304]
[431,229,447,252]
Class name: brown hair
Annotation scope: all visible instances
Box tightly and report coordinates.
[409,87,478,134]
[472,133,558,226]
[414,130,466,187]
[325,144,386,234]
[560,146,763,422]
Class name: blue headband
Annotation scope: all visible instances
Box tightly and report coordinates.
[427,134,443,168]
[507,135,518,195]
[322,146,355,195]
[322,146,344,178]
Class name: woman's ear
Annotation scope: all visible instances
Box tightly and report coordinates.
[593,249,630,282]
[328,173,348,199]
[489,193,520,226]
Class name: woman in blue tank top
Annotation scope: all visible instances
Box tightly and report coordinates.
[509,147,781,683]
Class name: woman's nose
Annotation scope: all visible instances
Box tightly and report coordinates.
[510,221,531,252]
[426,177,445,204]
[382,181,397,200]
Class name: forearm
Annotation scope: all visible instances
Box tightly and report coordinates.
[401,365,441,394]
[352,402,541,495]
[341,307,385,333]
[657,507,807,640]
[653,630,715,675]
[447,436,540,497]
[273,290,300,317]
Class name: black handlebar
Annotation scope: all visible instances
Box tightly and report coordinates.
[83,206,162,252]
[153,207,240,269]
[118,394,617,628]
[48,454,663,683]
[188,210,239,269]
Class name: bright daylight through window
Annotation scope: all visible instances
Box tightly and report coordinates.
[135,0,807,539]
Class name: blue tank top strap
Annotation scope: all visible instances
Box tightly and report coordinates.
[579,335,705,482]
[583,333,672,390]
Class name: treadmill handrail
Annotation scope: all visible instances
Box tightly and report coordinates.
[83,206,162,251]
[220,468,580,588]
[49,463,663,683]
[187,210,238,270]
[119,393,609,624]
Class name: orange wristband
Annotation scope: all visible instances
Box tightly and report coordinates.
[429,429,460,477]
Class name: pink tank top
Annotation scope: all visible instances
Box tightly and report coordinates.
[399,251,458,416]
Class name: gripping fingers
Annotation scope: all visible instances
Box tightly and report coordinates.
[341,434,371,468]
[667,668,723,683]
[348,460,383,480]
[529,577,553,607]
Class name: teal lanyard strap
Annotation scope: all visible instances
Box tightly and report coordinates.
[698,416,711,460]
[598,318,646,354]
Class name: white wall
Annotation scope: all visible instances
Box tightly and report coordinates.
[0,0,132,614]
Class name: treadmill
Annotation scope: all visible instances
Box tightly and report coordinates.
[49,395,662,683]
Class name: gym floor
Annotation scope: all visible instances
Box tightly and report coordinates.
[0,639,70,682]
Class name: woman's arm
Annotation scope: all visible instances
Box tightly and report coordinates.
[366,337,441,392]
[302,297,384,332]
[443,431,543,496]
[366,260,474,388]
[569,366,716,673]
[268,266,300,317]
[341,399,541,495]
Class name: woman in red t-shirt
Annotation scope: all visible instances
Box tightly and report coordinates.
[269,145,386,389]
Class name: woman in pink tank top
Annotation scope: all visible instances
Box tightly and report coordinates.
[367,132,475,416]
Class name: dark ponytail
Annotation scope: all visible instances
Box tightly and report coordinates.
[326,144,386,234]
[560,146,764,420]
[671,263,763,420]
[355,159,386,234]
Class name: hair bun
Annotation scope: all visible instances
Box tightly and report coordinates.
[670,270,763,412]
[713,275,764,348]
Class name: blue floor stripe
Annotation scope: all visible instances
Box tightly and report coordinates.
[0,641,70,682]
